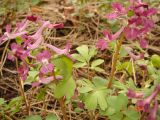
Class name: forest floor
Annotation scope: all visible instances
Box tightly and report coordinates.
[0,0,160,120]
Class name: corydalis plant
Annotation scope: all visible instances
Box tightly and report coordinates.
[126,84,160,120]
[0,15,69,85]
[98,0,157,51]
[98,0,157,88]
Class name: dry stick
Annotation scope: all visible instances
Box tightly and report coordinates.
[107,35,125,89]
[0,40,10,76]
[58,98,68,120]
[15,59,30,115]
[131,58,137,85]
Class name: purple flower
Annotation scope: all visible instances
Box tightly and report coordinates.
[40,63,54,74]
[7,53,15,61]
[139,38,148,48]
[125,47,144,60]
[39,75,62,84]
[16,19,29,32]
[96,39,107,51]
[103,26,125,41]
[36,50,51,62]
[126,89,144,99]
[147,100,158,120]
[136,85,160,112]
[28,21,50,49]
[36,50,54,74]
[44,43,71,56]
[124,27,140,40]
[8,43,29,61]
[48,23,64,29]
[32,82,41,87]
[106,2,126,20]
[106,12,119,20]
[142,8,157,17]
[17,64,29,80]
[26,15,37,22]
[111,2,126,13]
[5,25,11,33]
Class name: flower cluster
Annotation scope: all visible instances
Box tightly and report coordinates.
[0,15,69,85]
[97,0,157,55]
[126,84,160,120]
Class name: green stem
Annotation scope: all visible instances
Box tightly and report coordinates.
[107,35,125,89]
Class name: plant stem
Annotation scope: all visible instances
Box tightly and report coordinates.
[58,97,68,120]
[15,59,30,115]
[107,35,125,88]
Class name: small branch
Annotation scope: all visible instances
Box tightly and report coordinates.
[15,59,30,115]
[107,34,125,88]
[58,97,68,120]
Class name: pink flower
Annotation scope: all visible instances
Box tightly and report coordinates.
[111,2,126,13]
[44,43,71,56]
[106,2,126,20]
[125,47,144,60]
[96,39,107,51]
[147,100,158,120]
[139,38,148,48]
[142,8,157,17]
[36,50,51,62]
[28,21,50,49]
[103,26,125,41]
[39,75,62,84]
[26,15,37,22]
[40,63,54,74]
[36,50,54,74]
[48,23,64,29]
[106,12,119,20]
[8,43,29,61]
[17,64,29,80]
[126,89,144,99]
[124,27,140,40]
[5,25,11,33]
[136,84,160,112]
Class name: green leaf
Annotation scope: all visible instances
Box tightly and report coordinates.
[74,62,87,68]
[93,67,105,72]
[25,70,39,84]
[53,55,73,80]
[85,90,107,110]
[113,81,127,91]
[107,94,128,112]
[54,77,76,99]
[109,112,123,120]
[85,92,97,110]
[72,54,86,62]
[92,76,106,87]
[0,98,5,105]
[46,114,58,120]
[151,54,160,68]
[88,46,97,60]
[7,96,23,115]
[120,46,128,57]
[127,10,135,17]
[91,59,104,68]
[76,45,89,62]
[78,87,93,93]
[24,115,42,120]
[123,110,140,120]
[16,37,23,44]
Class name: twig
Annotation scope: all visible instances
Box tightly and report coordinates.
[107,34,125,88]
